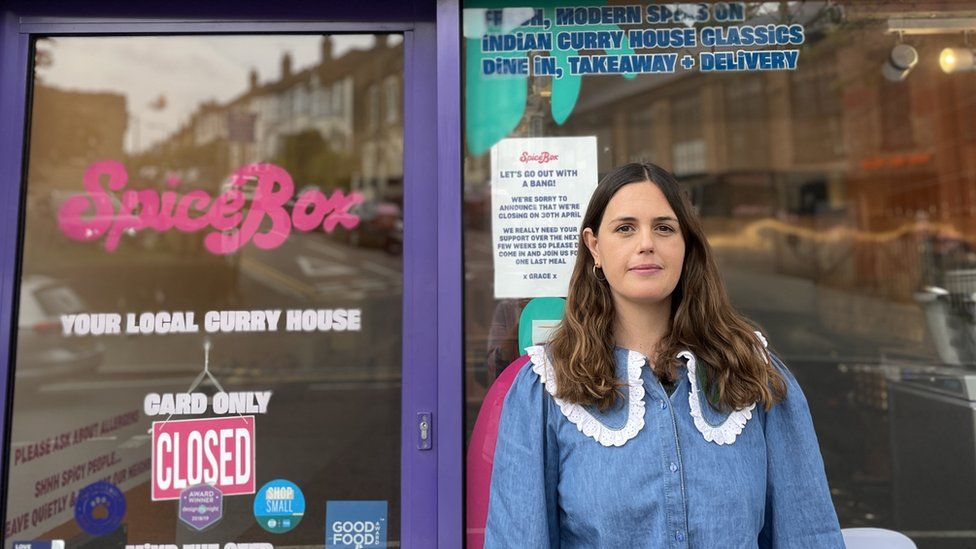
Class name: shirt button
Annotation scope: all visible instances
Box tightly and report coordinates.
[660,400,667,410]
[669,462,678,473]
[676,531,685,542]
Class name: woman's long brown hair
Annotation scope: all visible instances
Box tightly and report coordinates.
[547,162,785,411]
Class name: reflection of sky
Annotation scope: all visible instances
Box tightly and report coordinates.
[35,35,383,153]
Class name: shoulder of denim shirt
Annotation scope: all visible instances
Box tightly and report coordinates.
[750,329,801,389]
[503,352,543,392]
[766,349,802,389]
[490,354,551,426]
[759,347,811,423]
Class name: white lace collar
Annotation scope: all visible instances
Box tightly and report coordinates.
[684,330,766,445]
[525,331,768,447]
[682,350,756,445]
[526,345,646,447]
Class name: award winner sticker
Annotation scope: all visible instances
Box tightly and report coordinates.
[253,479,305,534]
[74,481,126,536]
[179,484,223,531]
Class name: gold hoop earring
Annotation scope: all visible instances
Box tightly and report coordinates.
[592,264,606,281]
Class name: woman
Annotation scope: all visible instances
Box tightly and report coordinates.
[484,163,844,548]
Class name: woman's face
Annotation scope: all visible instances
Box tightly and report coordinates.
[583,181,685,307]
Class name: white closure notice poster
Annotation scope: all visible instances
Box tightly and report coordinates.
[491,136,598,299]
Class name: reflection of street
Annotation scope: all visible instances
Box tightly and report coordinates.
[10,31,409,548]
[241,233,402,303]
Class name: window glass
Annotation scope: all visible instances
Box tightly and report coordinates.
[6,34,404,548]
[463,2,976,545]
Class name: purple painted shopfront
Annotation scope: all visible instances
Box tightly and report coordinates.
[6,1,976,548]
[0,1,461,548]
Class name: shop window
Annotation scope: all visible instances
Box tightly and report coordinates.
[626,105,654,164]
[318,87,330,116]
[367,84,380,130]
[880,77,914,151]
[725,75,768,168]
[294,84,308,116]
[384,76,400,124]
[671,91,706,175]
[462,2,976,547]
[957,71,976,144]
[332,81,344,115]
[6,34,404,547]
[791,58,843,162]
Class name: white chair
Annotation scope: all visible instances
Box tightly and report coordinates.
[841,528,917,549]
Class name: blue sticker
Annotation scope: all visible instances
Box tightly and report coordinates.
[12,542,64,549]
[74,481,125,536]
[326,500,387,549]
[253,479,305,534]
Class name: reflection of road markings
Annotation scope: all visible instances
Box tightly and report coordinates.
[304,239,348,260]
[356,279,389,291]
[39,377,190,392]
[312,278,398,297]
[100,362,202,374]
[117,434,150,449]
[297,255,355,277]
[314,283,365,301]
[899,530,976,539]
[241,255,314,299]
[313,282,347,293]
[363,261,401,280]
[309,380,402,391]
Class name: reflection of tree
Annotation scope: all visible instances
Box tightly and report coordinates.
[273,129,355,190]
[28,84,127,190]
[129,139,227,193]
[24,82,238,309]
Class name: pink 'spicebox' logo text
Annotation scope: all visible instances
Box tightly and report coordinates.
[57,160,363,255]
[519,151,559,164]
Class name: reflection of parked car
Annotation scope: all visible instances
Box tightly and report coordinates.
[41,189,139,239]
[219,172,260,205]
[338,201,403,254]
[284,184,321,214]
[17,275,104,382]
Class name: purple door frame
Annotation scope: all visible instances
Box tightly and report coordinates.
[0,1,463,547]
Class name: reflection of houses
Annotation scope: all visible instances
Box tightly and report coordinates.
[463,8,976,537]
[464,5,976,357]
[28,83,127,191]
[25,83,128,250]
[545,8,976,314]
[355,35,404,203]
[144,36,403,201]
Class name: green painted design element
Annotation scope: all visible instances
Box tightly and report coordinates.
[549,46,581,125]
[547,13,636,124]
[518,297,566,354]
[465,1,637,155]
[465,38,527,156]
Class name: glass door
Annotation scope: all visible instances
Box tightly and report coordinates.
[4,33,409,548]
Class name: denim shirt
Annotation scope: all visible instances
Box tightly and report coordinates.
[484,340,845,549]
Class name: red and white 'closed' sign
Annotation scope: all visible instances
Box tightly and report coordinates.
[151,416,255,500]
